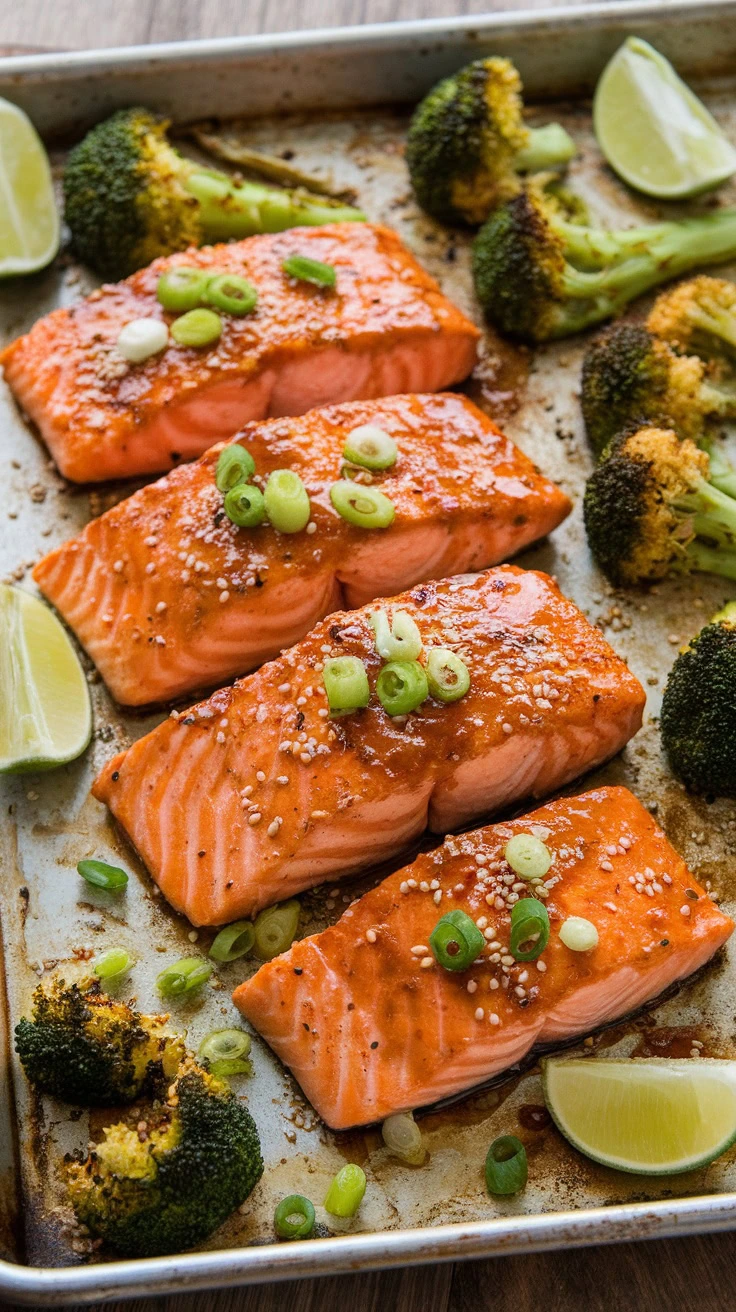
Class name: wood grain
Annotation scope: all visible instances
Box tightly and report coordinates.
[2,0,735,1309]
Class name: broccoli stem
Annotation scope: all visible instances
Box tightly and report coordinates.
[686,540,736,580]
[558,210,736,290]
[183,167,365,240]
[514,123,576,174]
[679,477,736,546]
[689,302,736,354]
[701,440,736,499]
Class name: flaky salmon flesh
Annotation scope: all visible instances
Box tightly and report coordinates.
[233,786,733,1130]
[0,224,480,483]
[34,394,571,707]
[93,567,645,927]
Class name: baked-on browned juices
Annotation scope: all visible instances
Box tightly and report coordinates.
[33,393,571,706]
[233,786,734,1130]
[1,224,480,482]
[93,567,645,926]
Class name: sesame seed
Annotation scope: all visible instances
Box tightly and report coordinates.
[410,945,428,955]
[605,844,617,856]
[256,770,266,782]
[518,970,529,983]
[663,873,673,885]
[501,954,514,967]
[215,731,225,744]
[248,813,262,826]
[430,879,440,890]
[680,904,691,917]
[366,929,377,944]
[419,956,434,969]
[306,522,317,535]
[502,722,513,735]
[536,960,546,972]
[113,559,123,573]
[419,881,430,893]
[474,1007,484,1021]
[433,889,442,905]
[267,818,282,838]
[514,986,526,998]
[155,600,167,613]
[407,879,417,889]
[619,837,631,849]
[188,930,198,943]
[600,860,614,872]
[467,980,477,994]
[476,916,488,930]
[489,978,499,990]
[400,882,409,895]
[278,683,292,694]
[603,901,618,913]
[277,775,289,785]
[489,1013,500,1025]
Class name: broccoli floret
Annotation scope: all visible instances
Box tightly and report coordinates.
[581,322,736,458]
[66,1060,263,1256]
[583,426,736,586]
[472,187,736,343]
[648,276,736,359]
[660,602,736,797]
[63,108,366,281]
[405,57,575,226]
[14,979,185,1106]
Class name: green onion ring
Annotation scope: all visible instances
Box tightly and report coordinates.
[263,469,311,534]
[170,307,222,348]
[376,660,428,716]
[156,957,213,999]
[215,444,256,492]
[343,424,397,471]
[329,479,395,529]
[323,1163,366,1217]
[485,1135,528,1195]
[274,1194,316,1239]
[224,482,266,528]
[426,648,471,703]
[92,948,133,984]
[77,859,128,891]
[504,833,552,881]
[429,909,485,972]
[370,609,422,662]
[209,1056,254,1078]
[254,900,301,961]
[282,254,336,288]
[322,655,370,714]
[205,272,258,316]
[156,266,211,312]
[199,1028,251,1064]
[510,898,550,962]
[209,920,256,962]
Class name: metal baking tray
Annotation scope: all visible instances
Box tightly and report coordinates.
[2,2,736,1302]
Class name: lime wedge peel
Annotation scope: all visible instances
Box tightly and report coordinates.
[594,37,736,200]
[543,1057,736,1175]
[0,96,59,277]
[0,586,92,773]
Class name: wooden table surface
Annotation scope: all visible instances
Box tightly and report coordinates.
[1,0,735,1308]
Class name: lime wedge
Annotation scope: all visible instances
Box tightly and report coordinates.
[543,1058,736,1174]
[0,586,92,773]
[0,96,59,276]
[594,37,736,199]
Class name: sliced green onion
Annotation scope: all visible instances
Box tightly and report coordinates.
[264,469,311,534]
[485,1135,528,1195]
[209,920,256,963]
[282,254,336,288]
[157,266,211,312]
[254,900,300,961]
[215,444,256,493]
[77,859,128,891]
[370,609,422,662]
[429,909,485,972]
[92,948,133,985]
[510,898,550,962]
[199,1028,251,1068]
[329,480,395,529]
[343,425,398,471]
[156,956,212,999]
[224,483,266,529]
[381,1112,426,1165]
[376,660,428,716]
[116,318,168,363]
[323,1163,366,1217]
[504,833,552,881]
[426,648,471,703]
[274,1194,315,1240]
[559,916,599,952]
[170,307,222,348]
[323,655,370,714]
[205,272,258,316]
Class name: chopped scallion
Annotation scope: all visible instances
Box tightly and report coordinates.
[376,660,428,716]
[426,648,470,703]
[323,1163,366,1217]
[559,916,599,952]
[224,482,266,528]
[429,909,485,972]
[77,859,128,891]
[205,272,258,316]
[209,920,256,962]
[369,609,422,662]
[504,833,552,881]
[156,956,212,999]
[274,1194,315,1239]
[92,948,133,985]
[199,1028,252,1078]
[322,655,370,714]
[263,469,311,534]
[381,1112,426,1165]
[282,254,336,288]
[510,898,550,962]
[215,444,256,492]
[157,266,211,312]
[170,307,222,348]
[485,1135,528,1195]
[343,424,397,471]
[329,479,395,529]
[254,900,300,960]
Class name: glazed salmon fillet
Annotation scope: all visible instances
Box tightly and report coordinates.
[34,394,571,706]
[233,787,733,1129]
[1,224,480,483]
[93,567,645,926]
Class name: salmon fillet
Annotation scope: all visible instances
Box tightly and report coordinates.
[233,786,733,1129]
[1,224,480,483]
[93,567,645,926]
[34,394,571,706]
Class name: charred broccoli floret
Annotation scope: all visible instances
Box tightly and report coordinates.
[14,979,185,1106]
[472,187,736,343]
[66,1060,263,1256]
[63,107,365,280]
[581,322,736,457]
[660,602,736,797]
[648,276,736,359]
[405,57,575,226]
[583,426,736,586]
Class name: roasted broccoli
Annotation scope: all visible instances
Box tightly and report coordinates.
[583,426,736,586]
[472,186,736,343]
[648,276,736,359]
[581,322,736,458]
[405,57,575,226]
[66,1059,263,1256]
[660,602,736,797]
[14,979,185,1106]
[63,107,365,281]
